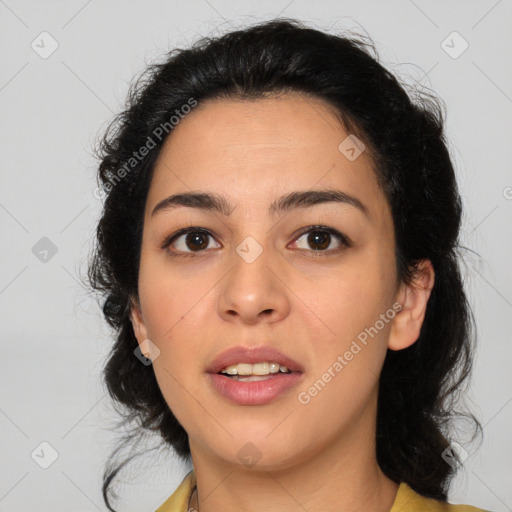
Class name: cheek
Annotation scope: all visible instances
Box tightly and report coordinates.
[140,267,209,426]
[300,256,396,411]
[310,261,393,341]
[297,276,394,428]
[137,254,215,379]
[137,250,203,338]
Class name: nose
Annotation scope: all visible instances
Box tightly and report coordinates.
[217,243,290,325]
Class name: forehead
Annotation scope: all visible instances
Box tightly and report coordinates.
[146,92,388,222]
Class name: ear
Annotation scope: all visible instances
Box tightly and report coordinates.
[129,296,149,344]
[388,259,435,351]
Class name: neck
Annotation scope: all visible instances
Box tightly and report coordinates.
[188,397,399,512]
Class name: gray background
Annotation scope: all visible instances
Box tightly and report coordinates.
[1,0,511,510]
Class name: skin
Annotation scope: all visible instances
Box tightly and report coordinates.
[130,91,435,512]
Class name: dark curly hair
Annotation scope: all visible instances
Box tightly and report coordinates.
[87,18,482,511]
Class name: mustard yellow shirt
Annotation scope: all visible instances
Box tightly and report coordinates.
[155,470,489,512]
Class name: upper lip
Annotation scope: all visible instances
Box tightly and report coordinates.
[206,345,304,374]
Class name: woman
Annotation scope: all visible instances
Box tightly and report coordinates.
[88,18,488,512]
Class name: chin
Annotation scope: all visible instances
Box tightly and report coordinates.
[209,434,308,472]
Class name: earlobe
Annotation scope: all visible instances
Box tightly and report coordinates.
[388,259,435,351]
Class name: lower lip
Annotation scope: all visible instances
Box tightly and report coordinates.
[207,372,303,405]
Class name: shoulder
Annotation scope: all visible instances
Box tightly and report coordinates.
[391,482,491,512]
[155,470,196,512]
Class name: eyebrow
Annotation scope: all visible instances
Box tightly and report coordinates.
[151,189,369,219]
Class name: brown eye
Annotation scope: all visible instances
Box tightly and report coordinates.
[292,226,351,253]
[306,230,331,250]
[162,225,350,257]
[163,228,220,255]
[182,232,210,251]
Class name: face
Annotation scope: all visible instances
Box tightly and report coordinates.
[130,92,424,471]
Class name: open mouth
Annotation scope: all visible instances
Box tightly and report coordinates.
[208,359,303,405]
[218,373,293,381]
[217,361,295,381]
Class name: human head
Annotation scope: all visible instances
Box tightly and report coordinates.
[88,18,480,510]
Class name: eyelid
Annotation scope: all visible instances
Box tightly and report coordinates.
[161,225,352,255]
[292,225,352,250]
[160,227,215,250]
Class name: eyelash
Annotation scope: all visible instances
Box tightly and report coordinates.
[160,225,352,258]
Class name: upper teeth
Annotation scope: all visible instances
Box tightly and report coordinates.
[220,362,291,376]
